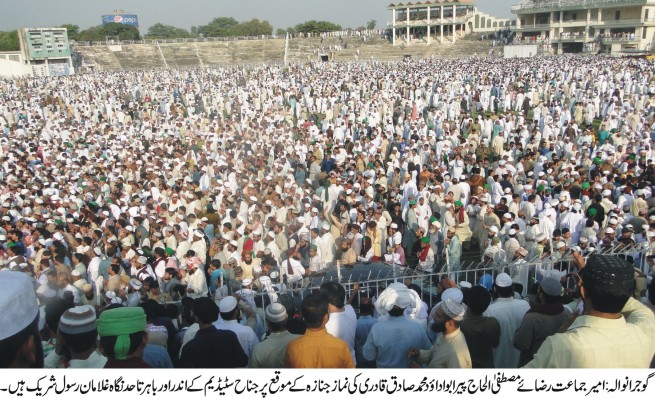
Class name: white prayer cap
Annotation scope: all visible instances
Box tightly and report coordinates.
[390,223,398,229]
[441,299,466,321]
[495,273,513,288]
[441,287,464,303]
[0,272,39,340]
[458,281,472,289]
[219,296,238,313]
[556,241,566,249]
[241,279,252,287]
[127,277,142,290]
[58,305,97,335]
[137,256,147,265]
[605,227,615,234]
[265,303,287,323]
[489,226,499,233]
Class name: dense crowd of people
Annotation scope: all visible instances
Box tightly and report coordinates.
[1,54,655,369]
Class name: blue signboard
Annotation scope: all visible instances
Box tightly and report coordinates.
[101,14,139,27]
[49,63,71,77]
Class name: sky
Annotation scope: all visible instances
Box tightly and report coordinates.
[0,0,520,32]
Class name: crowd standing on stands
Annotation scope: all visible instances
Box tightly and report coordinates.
[1,54,655,369]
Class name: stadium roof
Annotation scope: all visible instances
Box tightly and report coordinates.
[389,0,475,7]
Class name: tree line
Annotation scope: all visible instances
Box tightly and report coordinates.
[0,18,377,50]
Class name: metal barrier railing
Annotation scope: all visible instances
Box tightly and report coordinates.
[206,244,651,314]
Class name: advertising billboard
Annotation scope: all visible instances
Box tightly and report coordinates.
[101,14,139,27]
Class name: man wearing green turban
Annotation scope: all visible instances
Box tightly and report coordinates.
[97,307,150,368]
[417,236,435,272]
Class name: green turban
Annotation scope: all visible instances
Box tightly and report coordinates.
[409,200,417,205]
[593,158,602,165]
[310,244,318,250]
[582,182,590,189]
[484,184,490,190]
[429,216,437,223]
[421,236,430,244]
[536,185,544,193]
[454,201,463,207]
[587,208,597,217]
[165,247,174,256]
[97,307,146,360]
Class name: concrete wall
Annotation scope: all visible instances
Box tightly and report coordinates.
[601,7,641,21]
[504,44,539,58]
[0,55,29,78]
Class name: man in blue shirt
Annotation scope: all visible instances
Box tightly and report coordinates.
[362,299,432,368]
[354,297,377,368]
[208,259,227,296]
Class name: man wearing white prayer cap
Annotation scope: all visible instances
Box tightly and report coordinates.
[249,302,298,368]
[0,272,43,368]
[483,272,530,368]
[190,229,207,264]
[408,299,471,368]
[363,282,432,368]
[214,296,259,358]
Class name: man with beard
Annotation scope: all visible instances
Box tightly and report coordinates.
[239,250,256,281]
[416,236,435,272]
[513,277,569,367]
[126,279,143,307]
[407,299,471,368]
